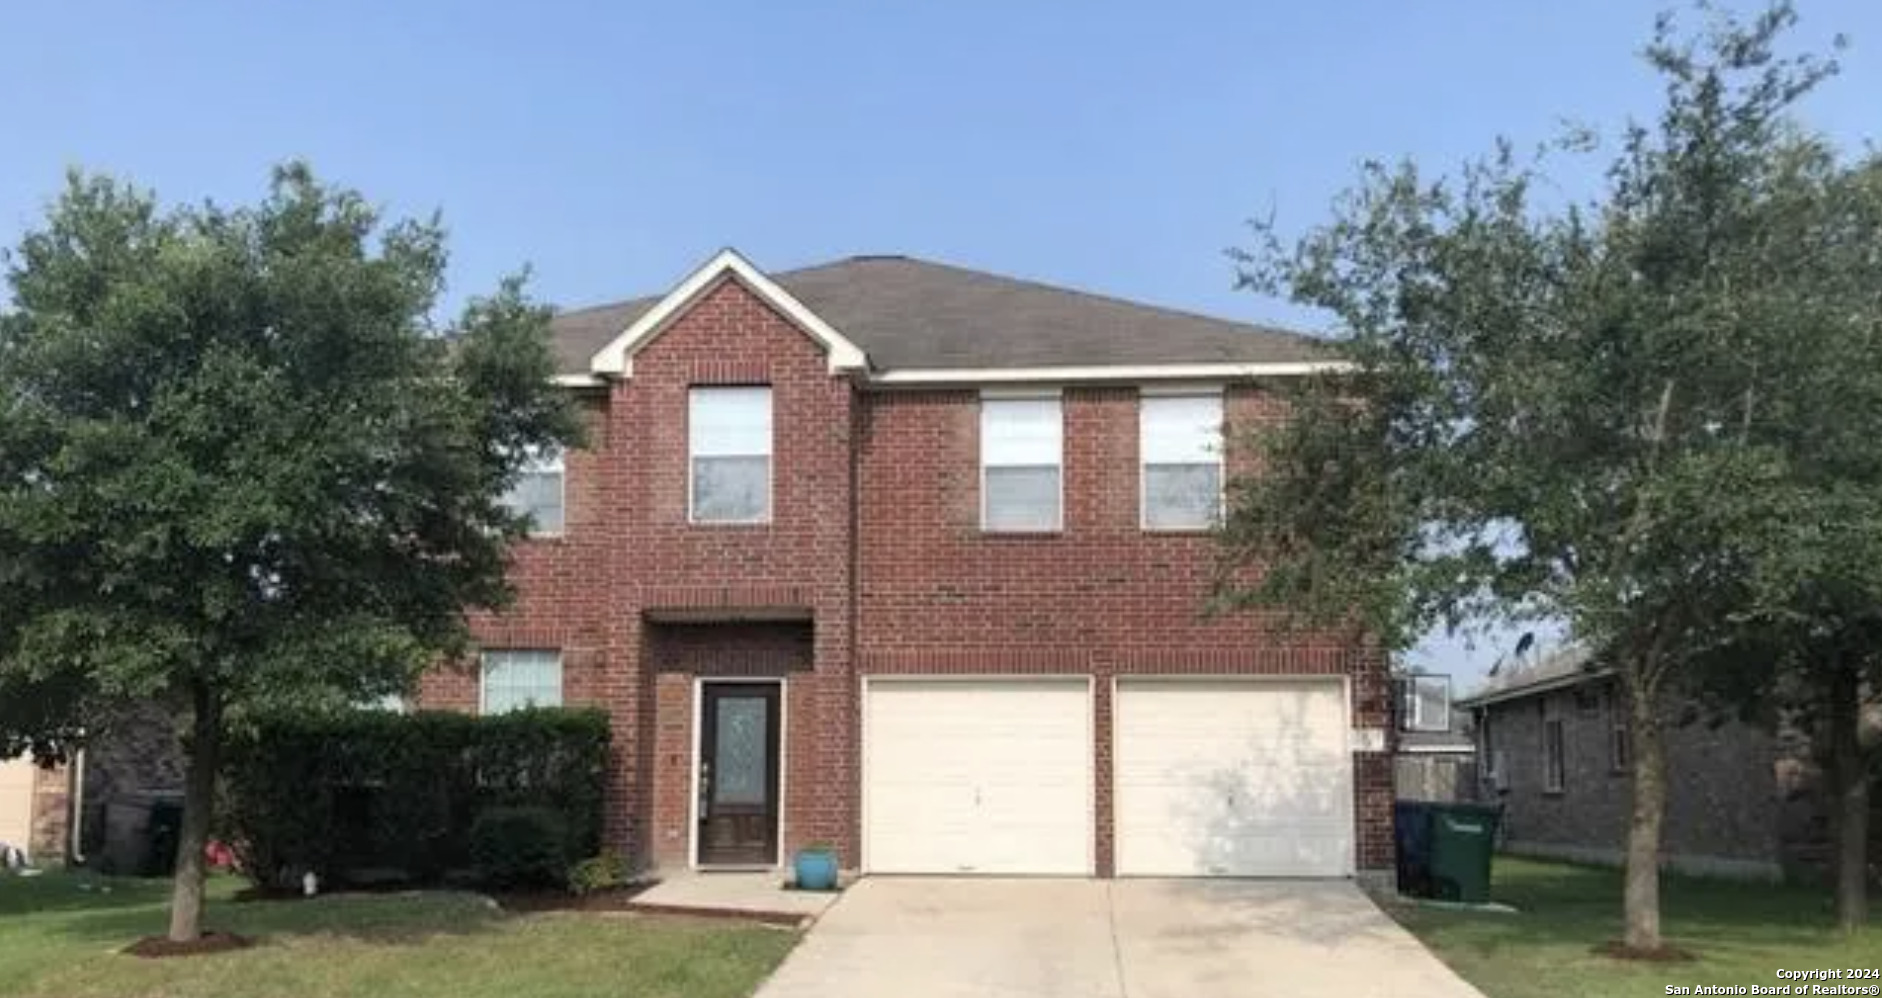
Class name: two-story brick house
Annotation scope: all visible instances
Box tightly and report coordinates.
[415,249,1393,880]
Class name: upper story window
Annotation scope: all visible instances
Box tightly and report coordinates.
[980,395,1063,532]
[500,446,565,536]
[1140,393,1223,530]
[1398,673,1452,733]
[480,650,563,714]
[689,386,772,524]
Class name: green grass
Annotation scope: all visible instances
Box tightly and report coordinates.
[1383,858,1881,998]
[0,871,797,998]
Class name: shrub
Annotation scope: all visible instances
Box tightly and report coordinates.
[470,806,569,889]
[567,851,630,896]
[222,706,609,889]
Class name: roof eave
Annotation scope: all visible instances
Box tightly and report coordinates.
[1456,666,1616,710]
[867,360,1353,386]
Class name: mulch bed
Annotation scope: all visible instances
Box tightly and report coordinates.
[123,932,254,959]
[488,881,655,913]
[1593,940,1697,962]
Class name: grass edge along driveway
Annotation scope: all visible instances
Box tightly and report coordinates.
[0,871,797,998]
[1380,857,1881,998]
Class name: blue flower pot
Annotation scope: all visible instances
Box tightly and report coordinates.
[793,848,839,891]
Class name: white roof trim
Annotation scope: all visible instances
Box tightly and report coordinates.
[551,373,606,388]
[589,248,869,378]
[870,361,1352,385]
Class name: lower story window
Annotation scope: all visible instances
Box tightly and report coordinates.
[1543,718,1566,793]
[481,650,563,714]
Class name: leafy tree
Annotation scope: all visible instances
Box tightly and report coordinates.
[1219,4,1868,951]
[1688,151,1882,931]
[0,164,581,941]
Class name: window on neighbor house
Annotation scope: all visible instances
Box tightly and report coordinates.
[1543,718,1566,793]
[1399,674,1452,733]
[500,446,565,535]
[981,395,1062,531]
[480,650,563,714]
[1491,748,1510,792]
[1140,393,1224,530]
[689,386,772,523]
[1609,688,1631,774]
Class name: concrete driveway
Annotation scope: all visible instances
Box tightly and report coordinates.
[753,878,1484,998]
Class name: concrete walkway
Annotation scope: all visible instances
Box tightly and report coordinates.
[629,871,836,925]
[754,878,1485,998]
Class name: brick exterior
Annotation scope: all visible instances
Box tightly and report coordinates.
[1477,678,1852,881]
[417,275,1392,876]
[29,762,69,863]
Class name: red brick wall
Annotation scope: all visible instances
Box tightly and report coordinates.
[437,276,857,867]
[854,385,1390,873]
[420,275,1392,875]
[644,622,818,868]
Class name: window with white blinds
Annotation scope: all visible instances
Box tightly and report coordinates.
[981,396,1062,531]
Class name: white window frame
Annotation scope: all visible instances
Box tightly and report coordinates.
[979,392,1064,533]
[479,650,564,715]
[501,446,566,537]
[687,386,773,525]
[1400,674,1452,733]
[1138,390,1225,532]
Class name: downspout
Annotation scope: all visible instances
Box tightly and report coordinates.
[66,749,86,865]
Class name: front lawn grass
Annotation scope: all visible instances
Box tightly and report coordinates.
[1384,857,1880,998]
[0,870,796,998]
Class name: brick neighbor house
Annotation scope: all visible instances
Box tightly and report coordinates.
[415,249,1394,879]
[1461,645,1881,883]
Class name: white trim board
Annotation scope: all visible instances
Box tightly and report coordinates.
[869,361,1353,385]
[688,676,789,870]
[590,249,869,379]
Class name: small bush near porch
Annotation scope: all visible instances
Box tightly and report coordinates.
[0,871,796,998]
[1383,858,1882,998]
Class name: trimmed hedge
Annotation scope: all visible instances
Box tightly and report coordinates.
[470,806,569,889]
[222,707,609,889]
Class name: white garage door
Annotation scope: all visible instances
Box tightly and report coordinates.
[864,678,1092,875]
[0,757,37,856]
[1115,678,1353,877]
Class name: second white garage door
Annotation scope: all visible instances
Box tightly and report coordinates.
[863,678,1092,875]
[1115,678,1353,877]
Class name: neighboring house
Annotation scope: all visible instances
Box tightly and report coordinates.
[0,754,67,864]
[1394,673,1478,802]
[413,249,1395,880]
[1459,646,1837,882]
[0,705,186,871]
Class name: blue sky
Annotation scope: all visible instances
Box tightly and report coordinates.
[4,2,1878,688]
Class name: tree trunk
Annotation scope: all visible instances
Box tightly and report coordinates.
[167,681,222,943]
[1624,676,1666,952]
[1827,662,1869,932]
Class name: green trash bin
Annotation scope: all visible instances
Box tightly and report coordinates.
[1427,803,1500,903]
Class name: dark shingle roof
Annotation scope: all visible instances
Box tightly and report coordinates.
[1456,645,1606,709]
[547,255,1330,377]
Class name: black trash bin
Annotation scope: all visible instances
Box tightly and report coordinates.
[1393,801,1436,898]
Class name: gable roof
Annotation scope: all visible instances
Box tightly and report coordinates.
[1455,645,1609,709]
[549,253,1339,381]
[588,249,867,379]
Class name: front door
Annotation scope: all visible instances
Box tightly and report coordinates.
[697,682,781,866]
